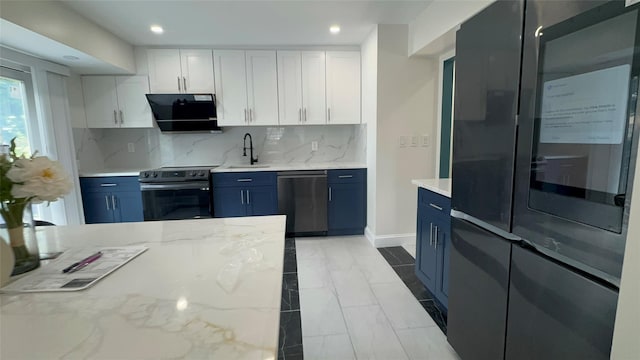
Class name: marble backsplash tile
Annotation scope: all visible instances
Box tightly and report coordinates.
[73,125,366,172]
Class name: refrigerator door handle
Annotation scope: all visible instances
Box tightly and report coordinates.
[429,223,433,246]
[450,209,522,241]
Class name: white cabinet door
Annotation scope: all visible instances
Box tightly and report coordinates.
[326,51,361,124]
[301,51,327,125]
[147,49,181,93]
[115,76,153,128]
[214,50,249,126]
[81,76,119,128]
[245,51,279,126]
[180,49,215,93]
[277,51,303,125]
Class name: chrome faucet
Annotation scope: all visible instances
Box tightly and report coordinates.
[243,133,258,165]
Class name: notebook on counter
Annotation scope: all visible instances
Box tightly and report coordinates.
[0,246,148,293]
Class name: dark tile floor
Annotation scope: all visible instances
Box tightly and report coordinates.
[278,238,303,360]
[378,246,448,334]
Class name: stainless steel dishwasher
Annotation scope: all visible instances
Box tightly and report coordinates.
[277,170,328,236]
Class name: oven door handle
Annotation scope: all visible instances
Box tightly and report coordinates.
[140,183,210,191]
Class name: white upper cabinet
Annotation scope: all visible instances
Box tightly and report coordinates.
[245,51,279,126]
[301,51,327,125]
[214,50,279,126]
[147,49,214,93]
[277,51,326,125]
[214,50,248,126]
[326,51,361,124]
[82,75,153,129]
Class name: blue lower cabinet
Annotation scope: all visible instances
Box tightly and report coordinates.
[80,177,143,224]
[328,169,366,235]
[415,187,451,310]
[212,172,278,218]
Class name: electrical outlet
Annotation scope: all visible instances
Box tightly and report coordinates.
[411,135,419,147]
[399,136,408,148]
[422,134,430,147]
[127,143,135,153]
[311,141,318,151]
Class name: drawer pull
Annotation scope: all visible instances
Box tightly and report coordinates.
[236,179,253,182]
[100,183,118,187]
[338,175,353,179]
[429,203,443,211]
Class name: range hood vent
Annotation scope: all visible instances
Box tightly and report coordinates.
[145,93,222,133]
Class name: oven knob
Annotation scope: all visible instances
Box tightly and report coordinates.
[143,173,150,178]
[152,172,158,178]
[190,172,196,177]
[199,172,206,177]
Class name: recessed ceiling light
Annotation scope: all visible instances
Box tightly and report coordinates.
[150,25,164,34]
[329,25,341,34]
[63,55,79,61]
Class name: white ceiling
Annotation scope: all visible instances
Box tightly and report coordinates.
[62,0,432,46]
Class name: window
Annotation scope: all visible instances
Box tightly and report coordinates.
[0,68,33,156]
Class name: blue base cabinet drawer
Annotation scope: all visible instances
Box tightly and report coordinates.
[328,169,366,235]
[80,176,143,224]
[212,172,278,218]
[415,187,451,310]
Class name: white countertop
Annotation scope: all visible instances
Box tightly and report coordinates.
[212,162,367,173]
[79,169,144,177]
[1,216,286,359]
[412,178,452,198]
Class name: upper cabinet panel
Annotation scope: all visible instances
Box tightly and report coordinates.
[245,50,279,126]
[277,51,304,125]
[147,49,182,93]
[179,49,215,93]
[214,50,249,126]
[326,51,361,124]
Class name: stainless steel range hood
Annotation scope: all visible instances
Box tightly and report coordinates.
[145,93,222,133]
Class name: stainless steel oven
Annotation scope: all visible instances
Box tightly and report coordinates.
[139,166,215,221]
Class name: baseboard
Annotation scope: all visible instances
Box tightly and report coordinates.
[365,227,416,248]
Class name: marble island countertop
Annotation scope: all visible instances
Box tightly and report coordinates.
[211,162,367,173]
[412,178,452,198]
[0,216,286,359]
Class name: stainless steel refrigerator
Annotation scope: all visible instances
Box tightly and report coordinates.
[447,0,640,359]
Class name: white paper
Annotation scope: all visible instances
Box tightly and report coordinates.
[0,246,147,293]
[539,65,631,144]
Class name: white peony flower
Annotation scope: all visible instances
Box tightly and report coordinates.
[6,156,73,203]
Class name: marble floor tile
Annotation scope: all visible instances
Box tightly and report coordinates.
[419,300,448,334]
[278,311,304,360]
[285,237,296,250]
[299,287,348,336]
[283,247,298,274]
[371,282,438,330]
[295,239,326,260]
[281,273,300,311]
[378,247,416,266]
[330,268,378,307]
[322,242,357,271]
[353,254,401,284]
[303,334,356,360]
[297,258,335,289]
[396,327,460,360]
[342,305,409,360]
[392,264,434,301]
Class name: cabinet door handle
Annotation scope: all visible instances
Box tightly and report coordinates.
[249,109,253,123]
[237,178,253,182]
[241,190,244,204]
[429,203,443,211]
[105,195,110,211]
[100,183,117,187]
[111,195,117,210]
[113,110,118,125]
[338,175,353,179]
[329,186,332,202]
[327,108,331,123]
[304,108,307,122]
[183,77,187,91]
[119,110,124,124]
[246,190,250,204]
[299,108,302,123]
[177,76,182,92]
[434,226,439,250]
[244,109,248,123]
[429,223,433,246]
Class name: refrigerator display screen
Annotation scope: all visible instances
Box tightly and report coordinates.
[529,8,639,232]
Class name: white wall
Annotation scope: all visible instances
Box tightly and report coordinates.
[408,0,495,56]
[369,24,438,245]
[611,167,640,358]
[0,0,135,73]
[362,26,378,236]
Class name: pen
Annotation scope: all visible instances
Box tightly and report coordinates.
[62,251,102,273]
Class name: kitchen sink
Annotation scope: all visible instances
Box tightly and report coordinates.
[227,165,271,169]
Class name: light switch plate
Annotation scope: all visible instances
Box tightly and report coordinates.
[399,136,408,148]
[311,141,318,152]
[410,135,419,147]
[127,143,135,153]
[422,134,430,147]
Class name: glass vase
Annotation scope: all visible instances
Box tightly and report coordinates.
[0,202,40,275]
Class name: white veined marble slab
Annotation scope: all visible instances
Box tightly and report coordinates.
[411,178,452,198]
[0,216,286,360]
[79,169,146,177]
[212,162,366,173]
